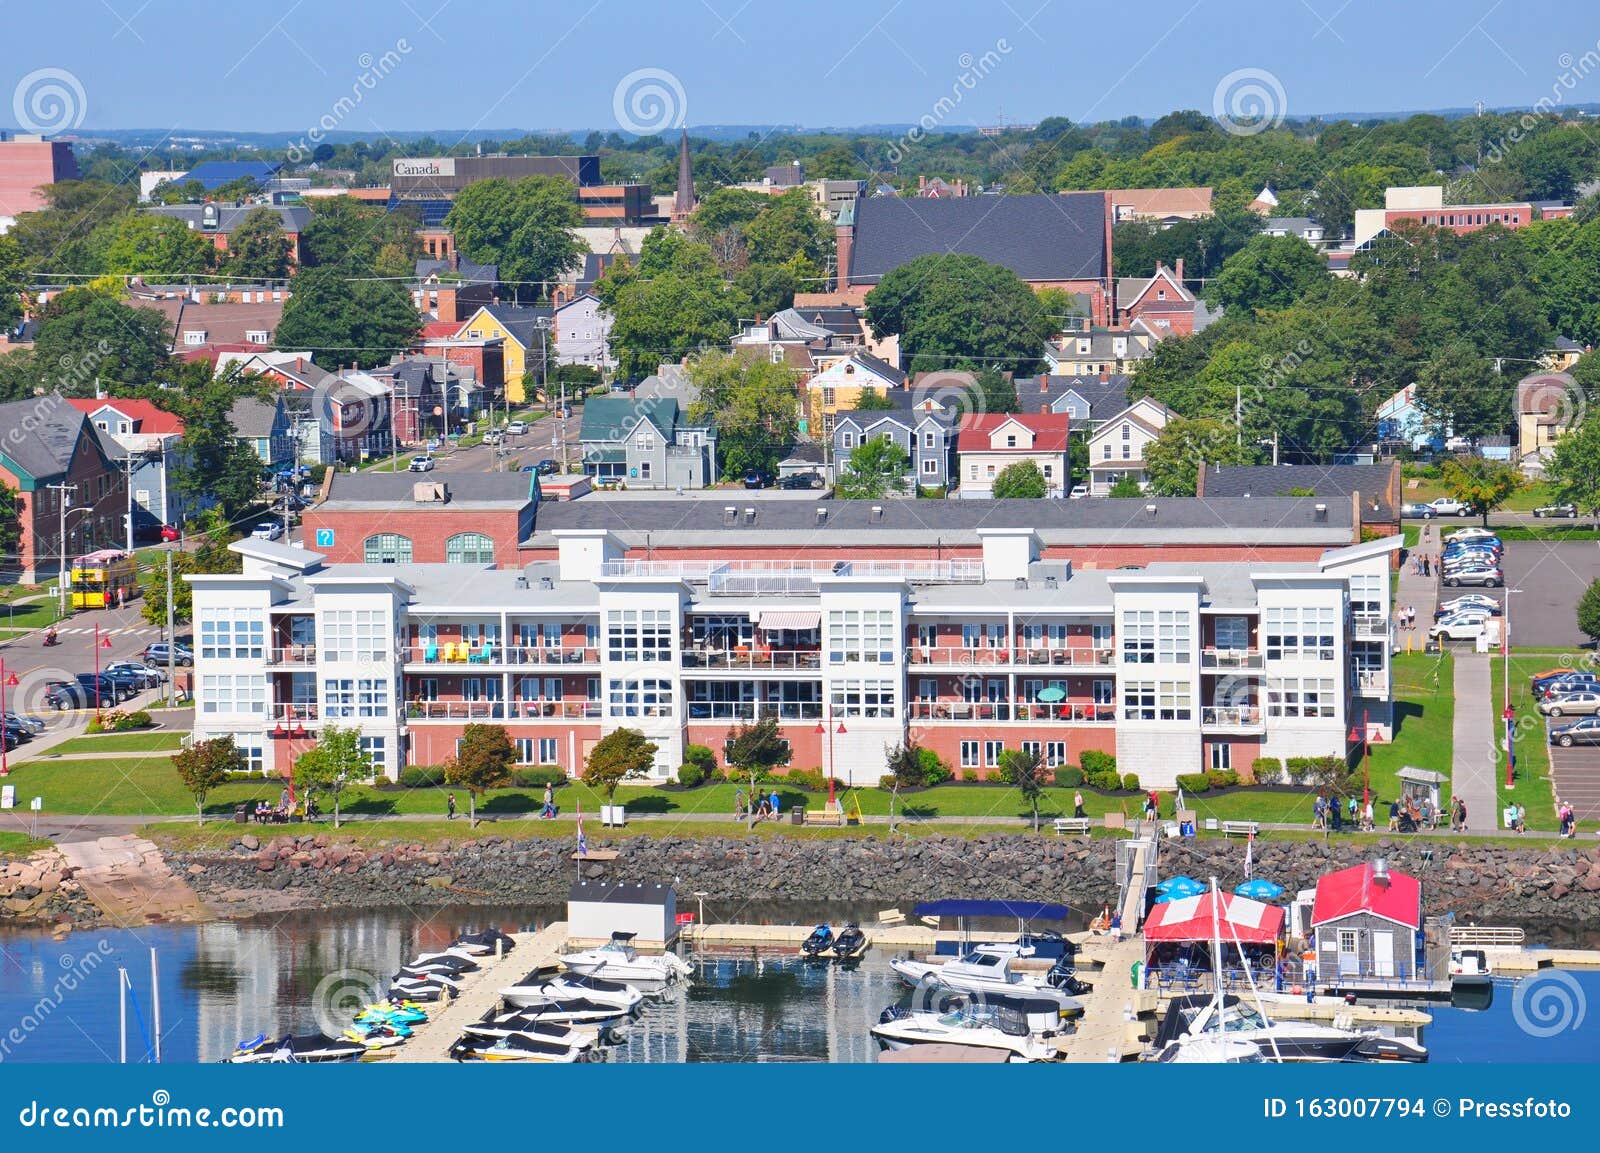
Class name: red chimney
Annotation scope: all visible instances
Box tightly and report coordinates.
[919,175,926,191]
[1099,366,1110,382]
[1174,258,1185,282]
[1039,372,1048,393]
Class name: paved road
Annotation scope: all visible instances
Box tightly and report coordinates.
[423,407,580,475]
[1451,653,1501,832]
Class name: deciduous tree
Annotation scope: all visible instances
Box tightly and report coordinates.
[444,176,584,299]
[836,435,909,499]
[864,254,1052,375]
[172,736,245,824]
[992,460,1048,499]
[445,723,517,825]
[685,351,798,479]
[726,716,791,830]
[1144,416,1259,496]
[292,724,369,828]
[224,207,292,280]
[275,267,419,368]
[583,727,657,805]
[1439,455,1523,527]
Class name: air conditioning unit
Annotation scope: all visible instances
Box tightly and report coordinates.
[412,482,448,503]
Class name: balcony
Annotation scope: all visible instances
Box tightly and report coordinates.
[686,701,823,722]
[405,701,509,720]
[404,644,599,667]
[1201,706,1265,731]
[682,649,823,671]
[905,646,1113,668]
[1352,614,1391,640]
[1350,669,1387,694]
[1200,649,1265,671]
[270,703,319,722]
[268,644,318,666]
[907,701,1115,724]
[504,701,603,721]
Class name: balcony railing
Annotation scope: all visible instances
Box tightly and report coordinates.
[1350,669,1386,692]
[907,701,1116,723]
[405,701,508,720]
[1200,649,1265,671]
[1201,706,1264,729]
[504,701,602,720]
[686,701,823,721]
[906,646,1114,667]
[268,644,317,665]
[269,703,319,722]
[404,645,599,666]
[601,557,986,588]
[1352,614,1390,639]
[682,649,823,671]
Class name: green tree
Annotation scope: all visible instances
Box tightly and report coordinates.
[882,740,928,833]
[726,716,792,829]
[0,481,22,574]
[1414,344,1505,441]
[1546,416,1600,518]
[598,230,747,377]
[685,351,798,478]
[854,386,892,411]
[32,289,171,393]
[1439,455,1523,527]
[835,435,909,499]
[171,736,244,824]
[275,267,419,368]
[1144,416,1259,496]
[444,176,585,299]
[864,254,1052,374]
[1107,475,1143,497]
[9,179,137,274]
[300,195,423,273]
[140,510,241,626]
[688,186,768,265]
[160,364,270,518]
[992,460,1049,499]
[444,723,517,826]
[89,213,216,276]
[0,234,27,330]
[999,746,1047,832]
[583,727,657,804]
[1208,233,1327,314]
[292,724,368,828]
[970,368,1019,415]
[224,207,292,280]
[742,188,830,273]
[1579,579,1600,644]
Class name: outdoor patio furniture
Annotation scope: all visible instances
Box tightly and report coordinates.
[423,642,439,662]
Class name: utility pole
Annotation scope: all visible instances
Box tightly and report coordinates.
[1272,430,1279,466]
[165,549,176,706]
[47,482,76,620]
[558,383,568,472]
[1235,384,1243,448]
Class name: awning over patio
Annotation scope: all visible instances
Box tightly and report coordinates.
[1142,891,1283,945]
[759,609,822,630]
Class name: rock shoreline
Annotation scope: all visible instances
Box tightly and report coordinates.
[168,833,1600,926]
[0,853,104,931]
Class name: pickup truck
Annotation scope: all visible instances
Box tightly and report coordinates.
[1419,497,1473,518]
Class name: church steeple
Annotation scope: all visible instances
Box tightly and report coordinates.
[672,128,696,221]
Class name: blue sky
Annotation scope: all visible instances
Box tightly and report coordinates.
[6,0,1598,135]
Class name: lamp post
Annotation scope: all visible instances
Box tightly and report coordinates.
[93,625,113,718]
[1503,589,1521,790]
[1348,708,1383,810]
[814,703,847,809]
[0,663,18,778]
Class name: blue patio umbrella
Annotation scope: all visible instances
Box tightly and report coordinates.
[1156,876,1205,898]
[1035,685,1067,703]
[1234,879,1285,901]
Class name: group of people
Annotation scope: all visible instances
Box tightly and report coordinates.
[1396,604,1423,630]
[1558,797,1580,838]
[1312,793,1375,832]
[1410,553,1434,577]
[734,787,785,821]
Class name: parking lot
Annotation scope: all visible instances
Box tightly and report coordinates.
[1427,540,1600,649]
[1548,741,1600,822]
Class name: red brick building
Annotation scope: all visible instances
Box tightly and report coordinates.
[0,134,78,225]
[301,472,537,567]
[0,395,126,582]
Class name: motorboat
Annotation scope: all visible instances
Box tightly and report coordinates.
[411,948,484,968]
[800,925,834,956]
[1150,1035,1268,1063]
[910,987,1082,1035]
[891,944,1085,1014]
[453,928,516,956]
[1152,994,1427,1063]
[228,1033,366,1063]
[460,1017,596,1051]
[559,932,692,984]
[500,973,643,1012]
[832,923,869,960]
[394,971,465,993]
[871,1004,1057,1062]
[1449,948,1493,987]
[389,979,456,1002]
[448,1033,586,1063]
[479,999,632,1029]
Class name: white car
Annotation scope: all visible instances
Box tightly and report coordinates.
[1438,595,1500,616]
[505,420,528,435]
[1424,497,1473,517]
[1444,527,1499,543]
[408,456,436,472]
[1430,614,1486,640]
[1069,485,1088,500]
[251,522,284,541]
[1539,691,1600,718]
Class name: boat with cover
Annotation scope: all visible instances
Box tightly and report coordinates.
[559,932,692,984]
[907,987,1083,1035]
[389,977,456,1001]
[500,972,644,1011]
[453,928,516,956]
[478,1000,632,1029]
[870,1004,1057,1062]
[891,944,1085,1014]
[401,953,478,975]
[447,1033,587,1063]
[460,1017,596,1051]
[228,1033,366,1063]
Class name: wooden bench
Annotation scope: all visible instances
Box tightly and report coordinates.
[805,803,845,827]
[1052,817,1092,836]
[1220,820,1260,839]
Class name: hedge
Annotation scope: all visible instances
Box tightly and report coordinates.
[1079,750,1117,775]
[1121,772,1141,792]
[675,761,710,788]
[398,765,448,788]
[1176,772,1213,794]
[683,744,718,775]
[1053,766,1084,787]
[1252,757,1282,781]
[510,766,566,789]
[1085,769,1122,791]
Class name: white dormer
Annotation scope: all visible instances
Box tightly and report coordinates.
[183,329,207,345]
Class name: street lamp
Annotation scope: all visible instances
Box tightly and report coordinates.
[1348,709,1384,810]
[0,665,18,778]
[1503,589,1522,790]
[814,709,848,809]
[93,625,113,718]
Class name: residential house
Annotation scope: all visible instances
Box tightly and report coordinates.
[1354,185,1535,248]
[804,351,906,437]
[835,192,1114,323]
[141,295,286,357]
[418,333,505,399]
[1107,187,1213,224]
[1374,384,1431,449]
[1516,371,1582,472]
[455,303,553,405]
[957,413,1072,498]
[63,398,194,539]
[143,202,312,264]
[0,396,126,581]
[228,395,295,470]
[832,391,959,492]
[1045,326,1158,377]
[1547,336,1587,372]
[412,256,498,324]
[774,442,825,481]
[1114,262,1211,337]
[553,292,615,371]
[1263,217,1330,248]
[577,395,717,488]
[315,372,394,466]
[1310,863,1423,981]
[376,356,487,446]
[1014,373,1131,431]
[1086,397,1172,495]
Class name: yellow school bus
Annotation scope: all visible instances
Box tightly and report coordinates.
[69,549,138,609]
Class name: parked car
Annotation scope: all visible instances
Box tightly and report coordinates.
[2,711,47,736]
[408,456,436,473]
[779,471,823,490]
[1420,497,1474,518]
[1537,677,1600,701]
[505,420,529,435]
[1533,503,1578,518]
[1436,595,1501,618]
[1444,527,1499,543]
[42,681,92,710]
[1442,568,1502,588]
[75,672,130,705]
[1540,691,1600,717]
[1069,484,1089,500]
[0,730,20,752]
[251,522,284,541]
[1550,717,1600,746]
[1429,614,1487,640]
[1533,670,1598,694]
[0,715,33,742]
[141,642,194,667]
[743,469,770,489]
[159,524,181,543]
[1400,501,1433,518]
[100,668,149,697]
[105,660,166,688]
[535,458,560,476]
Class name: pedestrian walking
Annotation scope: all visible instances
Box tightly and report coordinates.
[1363,799,1374,832]
[1073,790,1085,819]
[446,793,457,820]
[1424,554,1432,576]
[769,789,781,819]
[734,787,746,820]
[1515,803,1526,834]
[540,782,555,819]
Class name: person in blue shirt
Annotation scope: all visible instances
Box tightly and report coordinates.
[769,790,781,818]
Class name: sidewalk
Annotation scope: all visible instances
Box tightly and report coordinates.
[1451,652,1500,832]
[1395,523,1438,646]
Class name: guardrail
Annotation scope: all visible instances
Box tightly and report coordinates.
[268,645,317,665]
[1200,649,1264,670]
[906,646,1114,667]
[685,702,823,721]
[907,701,1116,723]
[403,646,600,666]
[1201,706,1264,728]
[682,649,822,671]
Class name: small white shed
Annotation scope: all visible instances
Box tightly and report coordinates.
[567,881,679,948]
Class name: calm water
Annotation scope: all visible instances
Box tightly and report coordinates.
[0,908,1595,1063]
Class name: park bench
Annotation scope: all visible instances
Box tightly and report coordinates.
[1052,817,1092,836]
[1220,820,1260,839]
[805,802,845,827]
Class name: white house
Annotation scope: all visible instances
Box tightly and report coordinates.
[553,292,615,371]
[1085,397,1172,495]
[956,414,1072,498]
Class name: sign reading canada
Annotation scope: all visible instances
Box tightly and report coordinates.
[393,158,454,177]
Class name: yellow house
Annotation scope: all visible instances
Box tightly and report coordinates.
[803,351,906,437]
[456,303,552,405]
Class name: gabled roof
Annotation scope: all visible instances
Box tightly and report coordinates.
[64,398,184,437]
[812,350,906,387]
[1198,462,1399,522]
[416,256,498,284]
[847,192,1109,285]
[228,396,285,438]
[1115,267,1194,310]
[1311,863,1421,930]
[957,413,1071,454]
[578,395,683,443]
[0,395,105,485]
[1019,374,1130,421]
[1087,397,1171,442]
[1108,187,1213,219]
[465,303,553,351]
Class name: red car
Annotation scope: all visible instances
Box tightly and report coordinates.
[159,525,181,542]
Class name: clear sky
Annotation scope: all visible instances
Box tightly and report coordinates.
[6,0,1598,137]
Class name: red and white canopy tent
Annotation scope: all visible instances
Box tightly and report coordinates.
[1143,891,1285,976]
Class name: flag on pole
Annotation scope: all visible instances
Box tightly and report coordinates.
[1244,831,1253,880]
[576,800,588,857]
[1505,714,1517,776]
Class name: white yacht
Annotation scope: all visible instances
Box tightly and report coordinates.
[871,1005,1057,1062]
[891,944,1084,1015]
[559,933,692,985]
[500,973,644,1012]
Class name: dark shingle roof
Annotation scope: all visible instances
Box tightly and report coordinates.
[1199,463,1398,521]
[578,396,681,443]
[0,394,97,483]
[228,396,281,437]
[848,192,1108,285]
[145,203,311,234]
[481,303,553,351]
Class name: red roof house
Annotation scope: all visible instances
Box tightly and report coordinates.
[955,413,1071,498]
[1309,862,1423,983]
[1310,862,1422,929]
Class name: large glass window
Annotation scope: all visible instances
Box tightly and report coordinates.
[1264,607,1337,661]
[198,607,265,660]
[364,534,413,564]
[198,674,266,715]
[607,678,674,718]
[828,610,896,663]
[1121,611,1154,663]
[445,532,495,565]
[323,677,390,718]
[1266,677,1337,718]
[322,609,389,663]
[1348,574,1383,617]
[1122,680,1190,720]
[830,678,897,718]
[606,609,674,662]
[1158,611,1191,663]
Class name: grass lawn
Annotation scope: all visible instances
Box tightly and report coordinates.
[0,599,61,632]
[42,731,187,756]
[1491,654,1566,832]
[0,831,47,858]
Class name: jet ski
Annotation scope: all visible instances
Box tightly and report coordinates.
[455,928,516,955]
[390,979,456,1002]
[228,1033,366,1063]
[832,923,869,959]
[448,1033,586,1063]
[356,1003,427,1027]
[800,925,834,956]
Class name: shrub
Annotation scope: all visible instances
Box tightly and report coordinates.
[675,761,709,788]
[1086,769,1122,791]
[961,768,980,783]
[683,743,718,776]
[1054,766,1084,787]
[1175,772,1212,794]
[114,709,153,731]
[1121,772,1141,792]
[784,767,828,792]
[511,765,567,789]
[1251,757,1281,782]
[399,764,448,788]
[1205,768,1240,789]
[877,774,897,791]
[1079,749,1117,775]
[916,747,953,786]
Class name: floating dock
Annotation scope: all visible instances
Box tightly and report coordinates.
[1485,948,1600,972]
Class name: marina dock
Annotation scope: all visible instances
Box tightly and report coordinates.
[388,922,567,1063]
[1485,948,1600,972]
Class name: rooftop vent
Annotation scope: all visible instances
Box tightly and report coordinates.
[412,481,448,504]
[1314,502,1328,521]
[513,574,529,589]
[870,505,884,523]
[539,576,554,590]
[1044,575,1059,590]
[743,506,757,525]
[1372,858,1390,886]
[815,507,828,525]
[723,505,737,526]
[1014,577,1028,590]
[1145,503,1157,516]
